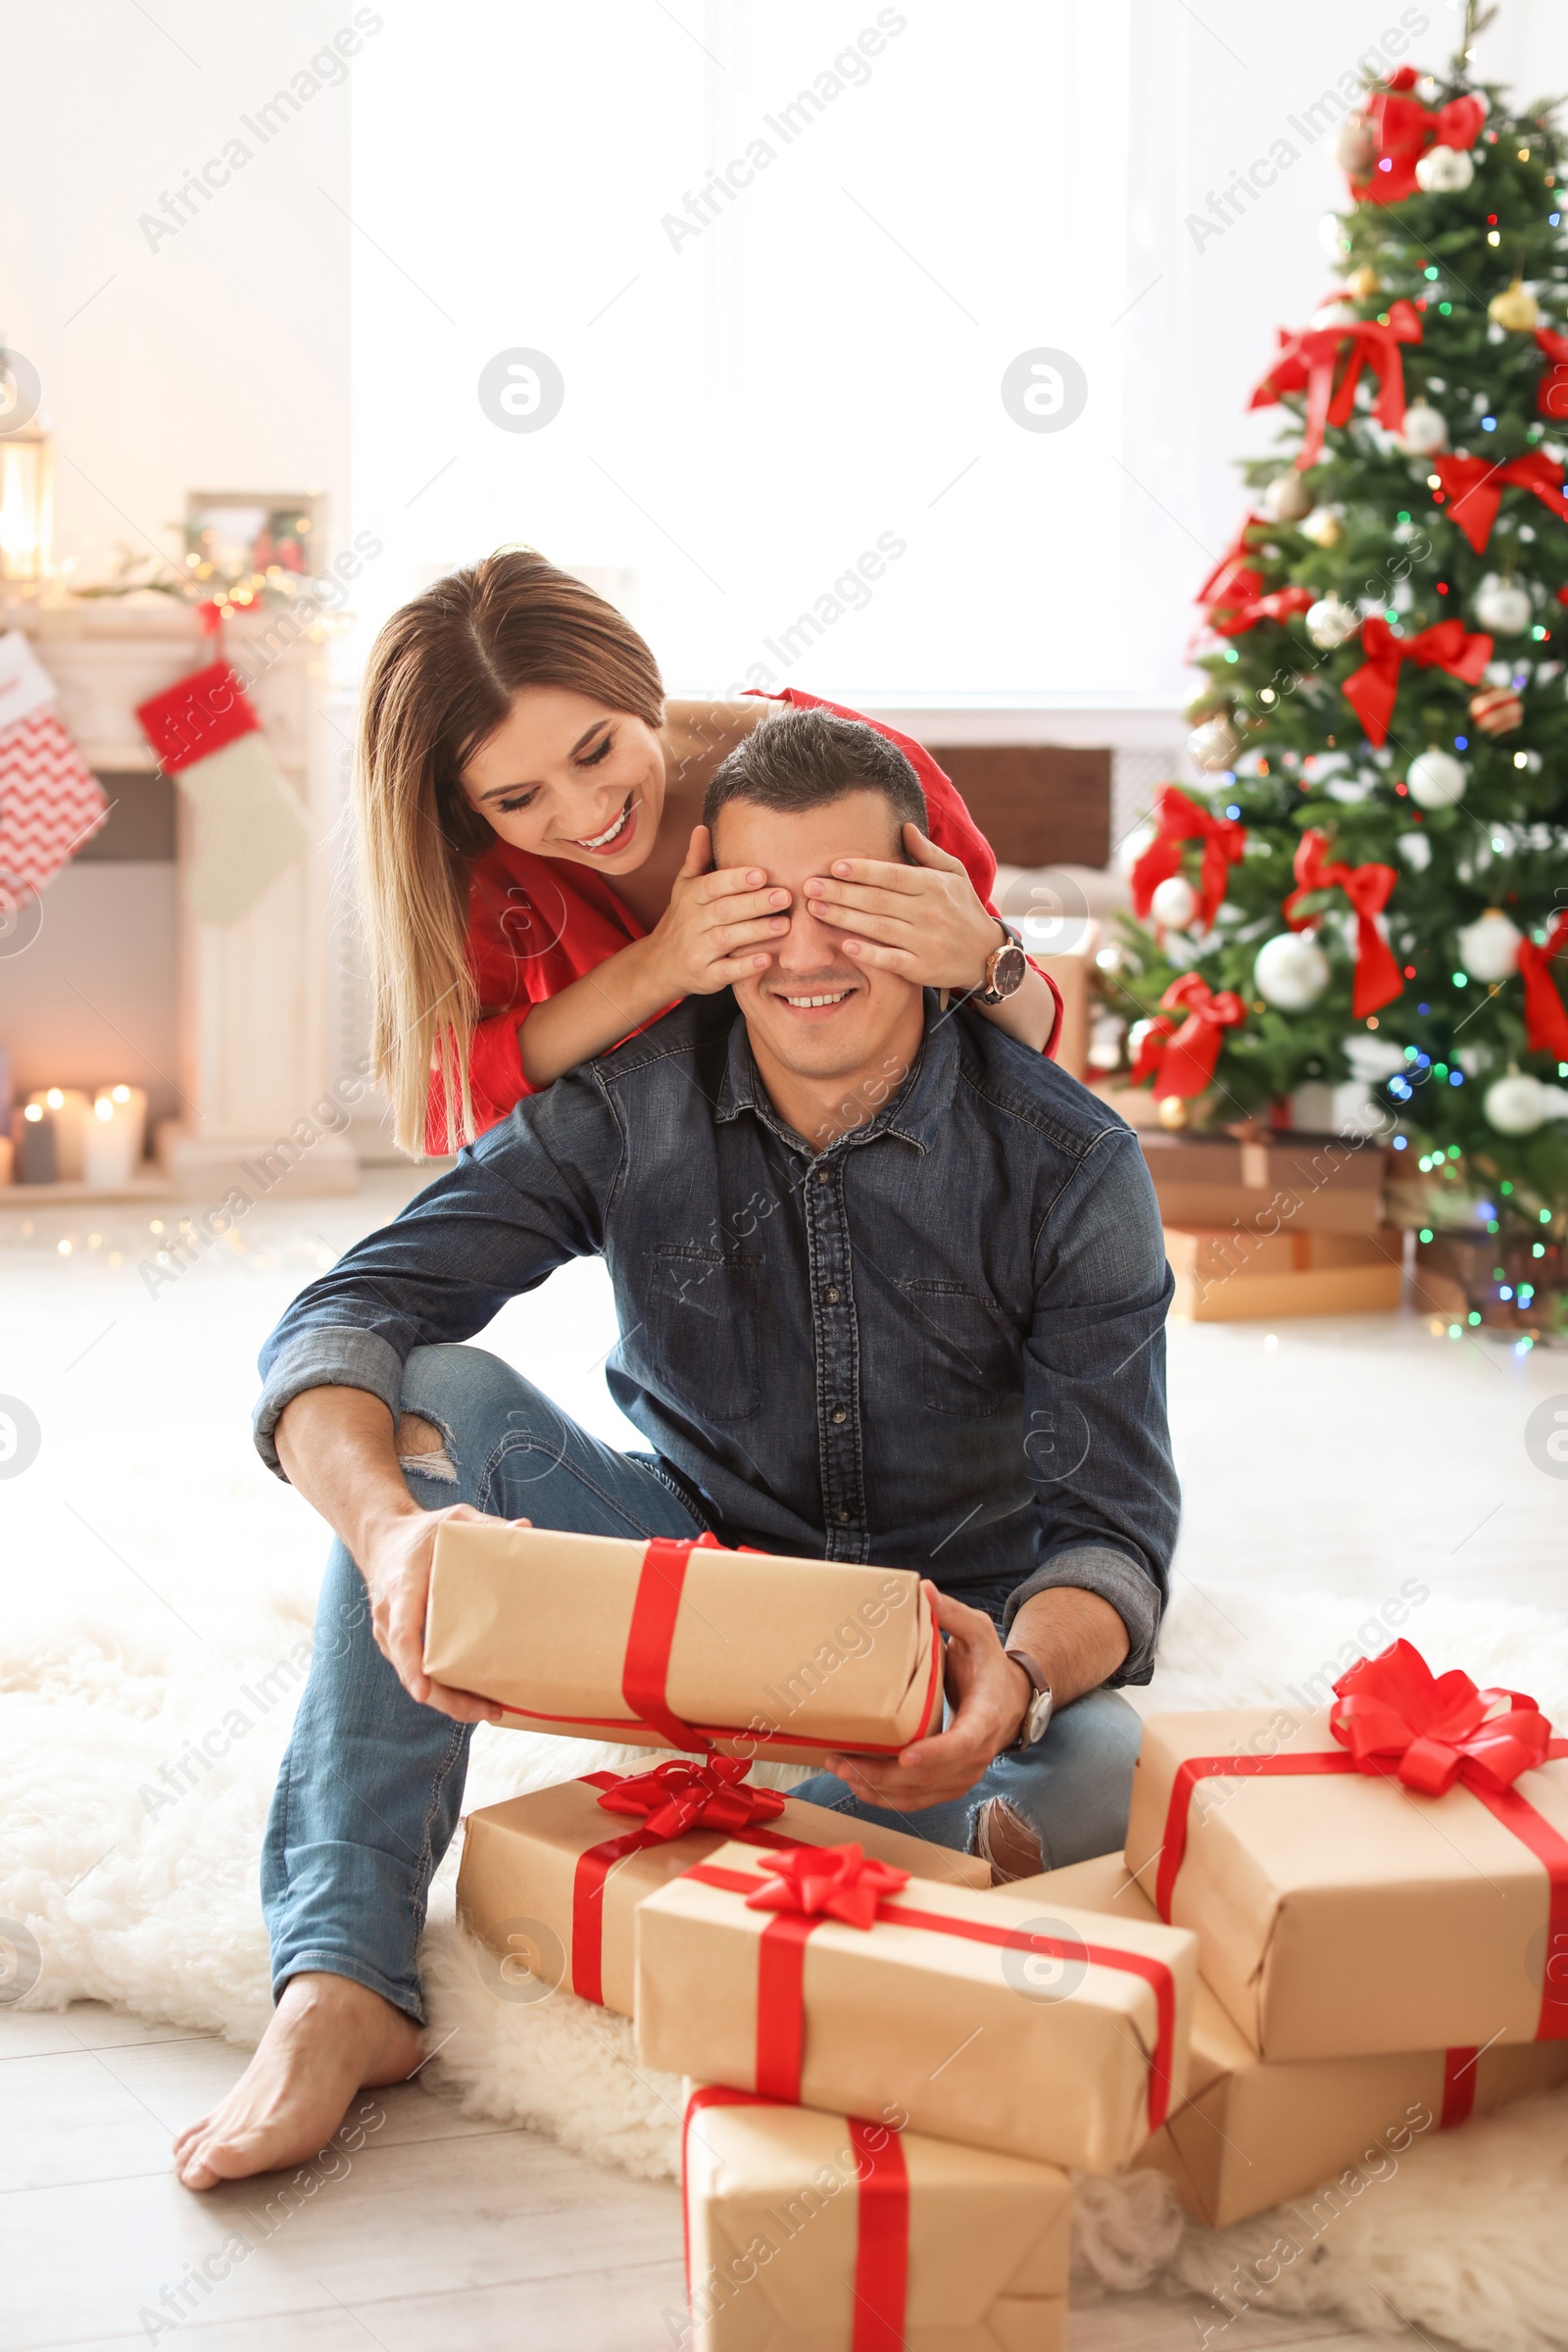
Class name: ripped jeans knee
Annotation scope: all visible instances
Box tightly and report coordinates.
[395,1413,459,1484]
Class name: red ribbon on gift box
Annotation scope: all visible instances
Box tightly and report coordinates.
[684,1842,1179,2132]
[1429,450,1568,554]
[1341,614,1493,747]
[1282,830,1403,1020]
[682,2085,909,2352]
[1517,911,1568,1061]
[569,1762,796,2006]
[1152,1640,1568,2040]
[1250,299,1422,469]
[1130,787,1247,931]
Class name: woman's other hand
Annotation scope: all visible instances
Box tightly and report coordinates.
[802,823,1003,992]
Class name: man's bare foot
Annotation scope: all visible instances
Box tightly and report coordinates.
[172,1972,424,2190]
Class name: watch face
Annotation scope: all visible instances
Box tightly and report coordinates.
[1026,1689,1054,1743]
[990,943,1028,1000]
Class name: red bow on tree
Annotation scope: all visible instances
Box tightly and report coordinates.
[743,1842,910,1931]
[1430,450,1568,554]
[1208,586,1316,639]
[1348,74,1487,205]
[1535,325,1568,420]
[1130,787,1247,930]
[1518,912,1568,1060]
[1342,614,1493,746]
[1195,515,1268,614]
[594,1756,786,1841]
[1250,300,1422,469]
[1129,974,1247,1100]
[1330,1640,1556,1798]
[1282,830,1403,1019]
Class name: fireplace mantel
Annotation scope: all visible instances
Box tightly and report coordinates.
[6,598,359,1197]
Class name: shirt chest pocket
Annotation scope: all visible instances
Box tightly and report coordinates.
[644,1247,763,1423]
[903,1279,1023,1419]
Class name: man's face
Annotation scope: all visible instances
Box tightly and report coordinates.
[710,791,924,1095]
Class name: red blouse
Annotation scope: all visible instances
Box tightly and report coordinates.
[428,688,1061,1151]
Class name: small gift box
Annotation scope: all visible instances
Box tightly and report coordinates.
[423,1522,941,1763]
[1018,1854,1568,2230]
[1123,1641,1568,2062]
[457,1759,988,2017]
[636,1838,1196,2175]
[679,2083,1071,2351]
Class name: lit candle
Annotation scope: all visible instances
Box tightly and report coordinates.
[29,1086,90,1179]
[97,1084,147,1163]
[83,1094,139,1188]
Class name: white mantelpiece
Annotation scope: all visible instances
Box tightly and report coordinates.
[7,598,357,1197]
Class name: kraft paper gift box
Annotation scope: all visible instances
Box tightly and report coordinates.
[1123,1642,1568,2063]
[423,1522,940,1765]
[679,2082,1071,2352]
[635,1838,1196,2176]
[457,1761,988,2017]
[1136,1129,1388,1235]
[1015,1854,1568,2230]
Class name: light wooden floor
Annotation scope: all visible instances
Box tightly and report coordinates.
[1,2002,1407,2352]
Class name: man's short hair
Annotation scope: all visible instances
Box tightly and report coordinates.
[703,708,928,839]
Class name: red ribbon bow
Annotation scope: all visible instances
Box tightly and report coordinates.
[1250,299,1422,469]
[1195,515,1267,613]
[1350,76,1487,205]
[744,1842,911,1932]
[1431,450,1568,554]
[1208,585,1316,639]
[1129,973,1247,1100]
[1518,911,1568,1059]
[1330,1640,1553,1798]
[1342,613,1493,747]
[1130,786,1248,930]
[594,1756,785,1840]
[1282,830,1403,1019]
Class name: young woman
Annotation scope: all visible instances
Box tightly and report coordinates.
[353,549,1061,1154]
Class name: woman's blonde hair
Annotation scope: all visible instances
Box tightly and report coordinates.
[354,550,663,1154]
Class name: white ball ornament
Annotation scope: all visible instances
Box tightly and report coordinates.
[1310,301,1358,332]
[1455,908,1523,982]
[1117,822,1156,876]
[1415,145,1475,194]
[1254,931,1332,1010]
[1396,401,1447,455]
[1406,748,1468,808]
[1188,715,1242,772]
[1150,875,1200,931]
[1262,470,1316,523]
[1474,575,1533,634]
[1484,1072,1545,1135]
[1305,595,1360,650]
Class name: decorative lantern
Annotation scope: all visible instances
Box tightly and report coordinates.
[0,343,53,587]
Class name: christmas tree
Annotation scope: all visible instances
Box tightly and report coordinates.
[1102,3,1568,1338]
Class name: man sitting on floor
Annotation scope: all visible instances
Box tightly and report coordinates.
[173,707,1178,2189]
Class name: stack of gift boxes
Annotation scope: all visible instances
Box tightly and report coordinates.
[431,1521,1568,2348]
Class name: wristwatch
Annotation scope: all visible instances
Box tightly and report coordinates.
[974,918,1028,1006]
[1004,1644,1054,1749]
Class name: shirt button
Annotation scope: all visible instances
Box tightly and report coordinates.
[837,1510,851,1524]
[825,1286,840,1303]
[832,1407,847,1424]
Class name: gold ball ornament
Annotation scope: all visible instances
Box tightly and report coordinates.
[1347,266,1381,300]
[1157,1096,1191,1132]
[1488,281,1541,332]
[1469,685,1524,735]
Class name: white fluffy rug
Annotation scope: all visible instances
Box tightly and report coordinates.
[6,1572,1568,2351]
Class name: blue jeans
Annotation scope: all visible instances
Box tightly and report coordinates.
[263,1344,1144,2023]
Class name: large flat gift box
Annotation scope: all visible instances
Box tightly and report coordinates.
[457,1765,988,2017]
[424,1522,941,1763]
[636,1837,1196,2175]
[1016,1854,1568,2229]
[680,2082,1071,2351]
[1137,1130,1387,1235]
[1165,1225,1402,1322]
[1124,1653,1568,2061]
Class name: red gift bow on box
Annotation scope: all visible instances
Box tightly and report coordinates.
[1430,450,1568,554]
[683,2085,909,2352]
[1342,613,1493,747]
[684,1843,1179,2131]
[1130,788,1247,931]
[570,1764,800,2006]
[1348,73,1486,204]
[1250,299,1422,469]
[1129,974,1247,1100]
[1152,1639,1568,2041]
[1518,911,1568,1059]
[1282,829,1403,1019]
[1534,325,1568,420]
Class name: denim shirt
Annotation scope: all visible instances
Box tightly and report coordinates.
[255,994,1178,1682]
